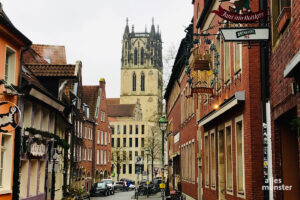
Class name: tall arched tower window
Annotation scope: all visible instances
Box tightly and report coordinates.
[140,48,144,65]
[132,73,136,91]
[141,72,145,91]
[134,48,138,65]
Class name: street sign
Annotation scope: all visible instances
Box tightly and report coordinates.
[220,27,269,42]
[146,181,150,185]
[159,183,165,189]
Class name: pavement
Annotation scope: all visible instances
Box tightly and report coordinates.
[131,192,161,200]
[90,190,161,200]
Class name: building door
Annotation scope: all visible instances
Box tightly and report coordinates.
[280,118,299,200]
[218,130,225,200]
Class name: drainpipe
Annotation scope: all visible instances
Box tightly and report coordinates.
[259,0,272,199]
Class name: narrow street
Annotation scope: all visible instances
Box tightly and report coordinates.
[90,190,135,200]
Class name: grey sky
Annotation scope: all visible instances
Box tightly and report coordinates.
[1,0,192,97]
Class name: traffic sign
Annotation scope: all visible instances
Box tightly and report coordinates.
[159,183,165,189]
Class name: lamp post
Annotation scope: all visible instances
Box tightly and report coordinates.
[158,116,168,200]
[145,147,150,197]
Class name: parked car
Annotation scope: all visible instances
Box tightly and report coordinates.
[100,179,115,195]
[138,180,154,195]
[90,182,110,197]
[113,181,124,191]
[152,178,162,193]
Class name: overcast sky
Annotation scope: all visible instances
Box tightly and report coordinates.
[1,0,192,97]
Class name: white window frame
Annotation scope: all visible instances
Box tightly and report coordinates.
[104,151,107,165]
[235,115,245,198]
[101,131,104,145]
[210,129,216,189]
[101,150,103,164]
[4,46,16,85]
[97,130,100,145]
[105,132,107,145]
[225,121,233,194]
[204,132,209,188]
[97,150,99,165]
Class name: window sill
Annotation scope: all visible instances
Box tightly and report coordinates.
[0,189,12,195]
[276,7,291,33]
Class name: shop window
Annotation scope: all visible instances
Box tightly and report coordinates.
[236,116,245,196]
[234,43,242,74]
[226,125,233,192]
[0,134,12,192]
[204,133,209,187]
[210,131,216,188]
[4,47,16,85]
[224,41,231,84]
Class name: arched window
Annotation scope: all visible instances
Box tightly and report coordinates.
[141,73,145,91]
[134,48,138,65]
[132,73,136,91]
[141,48,144,65]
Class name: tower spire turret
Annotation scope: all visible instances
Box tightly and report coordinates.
[150,17,155,36]
[123,17,129,38]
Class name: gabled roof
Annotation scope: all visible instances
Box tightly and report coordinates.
[25,64,77,78]
[107,104,136,117]
[23,48,49,64]
[31,44,67,65]
[0,3,31,45]
[82,85,100,119]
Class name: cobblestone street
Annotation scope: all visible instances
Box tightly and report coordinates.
[90,190,162,200]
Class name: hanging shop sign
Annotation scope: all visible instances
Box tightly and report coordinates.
[192,87,213,95]
[220,27,269,42]
[0,101,20,133]
[212,6,266,23]
[30,142,46,157]
[193,60,210,71]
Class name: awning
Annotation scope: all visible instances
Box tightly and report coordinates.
[198,91,245,127]
[284,49,300,78]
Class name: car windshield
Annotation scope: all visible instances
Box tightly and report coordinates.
[97,183,105,188]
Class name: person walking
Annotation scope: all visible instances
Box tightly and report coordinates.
[122,180,126,191]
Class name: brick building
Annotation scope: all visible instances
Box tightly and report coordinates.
[269,0,300,199]
[164,23,199,200]
[192,0,264,199]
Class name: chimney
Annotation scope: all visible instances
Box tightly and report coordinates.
[99,78,106,88]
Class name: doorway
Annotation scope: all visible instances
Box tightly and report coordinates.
[218,130,225,200]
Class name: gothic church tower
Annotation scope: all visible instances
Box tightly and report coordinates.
[120,18,163,122]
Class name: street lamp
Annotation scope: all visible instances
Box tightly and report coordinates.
[158,116,168,200]
[145,147,150,197]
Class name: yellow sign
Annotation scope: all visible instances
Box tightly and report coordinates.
[146,181,150,185]
[159,183,165,189]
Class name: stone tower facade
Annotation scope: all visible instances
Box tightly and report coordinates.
[120,19,163,122]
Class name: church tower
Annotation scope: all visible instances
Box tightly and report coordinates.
[120,18,163,122]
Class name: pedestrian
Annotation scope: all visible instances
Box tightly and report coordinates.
[126,180,131,191]
[122,180,126,191]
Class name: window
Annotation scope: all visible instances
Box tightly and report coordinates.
[117,125,120,134]
[104,151,107,165]
[105,132,107,145]
[129,151,132,160]
[123,164,126,174]
[224,41,231,83]
[97,150,99,165]
[129,138,132,147]
[141,151,144,159]
[135,138,138,147]
[142,125,145,134]
[84,148,86,160]
[97,130,100,144]
[112,125,115,134]
[0,134,12,190]
[140,48,144,65]
[204,134,209,187]
[101,131,104,145]
[135,151,138,157]
[134,48,138,65]
[123,138,127,147]
[278,0,291,13]
[85,127,87,138]
[123,125,127,134]
[210,131,216,187]
[234,43,241,73]
[101,150,103,164]
[132,73,136,91]
[108,133,110,144]
[141,73,145,91]
[117,138,120,147]
[129,164,132,174]
[141,138,144,147]
[236,117,245,195]
[112,138,114,147]
[135,125,139,134]
[123,151,126,160]
[226,125,233,192]
[4,47,16,85]
[79,146,82,161]
[130,125,133,134]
